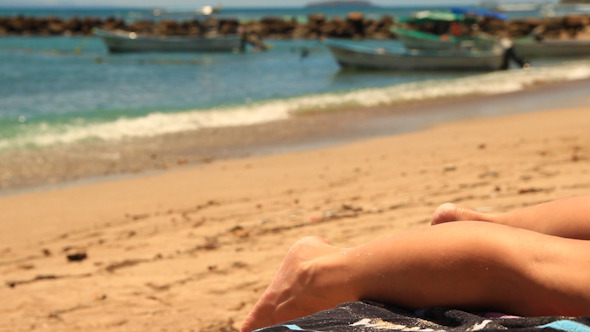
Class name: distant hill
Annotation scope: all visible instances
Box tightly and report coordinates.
[306,1,375,8]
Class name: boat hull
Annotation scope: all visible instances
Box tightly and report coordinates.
[94,29,242,53]
[325,39,505,71]
[513,38,590,58]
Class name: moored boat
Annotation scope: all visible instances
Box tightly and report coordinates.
[392,8,506,52]
[324,39,507,71]
[391,26,500,51]
[93,28,243,53]
[513,37,590,58]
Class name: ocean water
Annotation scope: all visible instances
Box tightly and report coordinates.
[1,5,590,152]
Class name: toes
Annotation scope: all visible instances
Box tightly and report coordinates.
[431,203,482,225]
[290,236,338,257]
[298,235,328,246]
[240,300,276,332]
[431,203,459,225]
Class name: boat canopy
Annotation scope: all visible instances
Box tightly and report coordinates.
[398,7,506,24]
[398,11,466,23]
[450,7,508,20]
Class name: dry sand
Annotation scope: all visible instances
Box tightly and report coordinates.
[1,94,589,331]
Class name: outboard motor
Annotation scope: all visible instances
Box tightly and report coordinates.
[500,36,529,70]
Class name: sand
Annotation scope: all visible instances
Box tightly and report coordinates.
[1,87,589,331]
[3,77,589,194]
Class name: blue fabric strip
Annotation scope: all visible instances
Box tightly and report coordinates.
[540,320,590,332]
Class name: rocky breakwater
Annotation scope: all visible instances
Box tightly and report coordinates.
[245,12,395,39]
[505,14,590,38]
[0,12,395,39]
[0,12,589,40]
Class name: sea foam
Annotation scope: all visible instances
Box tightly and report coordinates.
[1,59,589,151]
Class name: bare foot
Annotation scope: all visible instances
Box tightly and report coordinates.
[431,203,486,225]
[241,236,346,332]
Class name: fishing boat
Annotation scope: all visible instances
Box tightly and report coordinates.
[391,26,499,51]
[513,37,590,58]
[324,39,507,71]
[93,28,243,53]
[306,0,374,7]
[392,8,505,52]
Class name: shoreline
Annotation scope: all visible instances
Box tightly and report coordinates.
[0,90,589,330]
[1,77,589,196]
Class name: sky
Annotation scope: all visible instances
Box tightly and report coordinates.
[0,0,483,8]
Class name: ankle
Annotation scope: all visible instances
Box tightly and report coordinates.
[307,249,360,306]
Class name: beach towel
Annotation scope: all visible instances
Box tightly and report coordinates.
[256,301,590,332]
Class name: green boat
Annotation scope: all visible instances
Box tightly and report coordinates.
[391,26,500,52]
[392,9,503,52]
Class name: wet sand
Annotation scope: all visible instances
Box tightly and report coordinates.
[0,80,589,331]
[2,77,590,195]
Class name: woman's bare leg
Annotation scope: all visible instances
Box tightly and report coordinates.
[240,236,343,332]
[241,221,590,332]
[431,195,590,239]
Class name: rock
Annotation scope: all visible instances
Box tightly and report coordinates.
[0,13,589,40]
[66,249,88,262]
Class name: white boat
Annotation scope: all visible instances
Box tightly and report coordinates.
[513,37,590,58]
[93,28,242,53]
[324,39,507,71]
[391,26,500,51]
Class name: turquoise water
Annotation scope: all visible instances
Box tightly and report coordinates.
[1,5,590,151]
